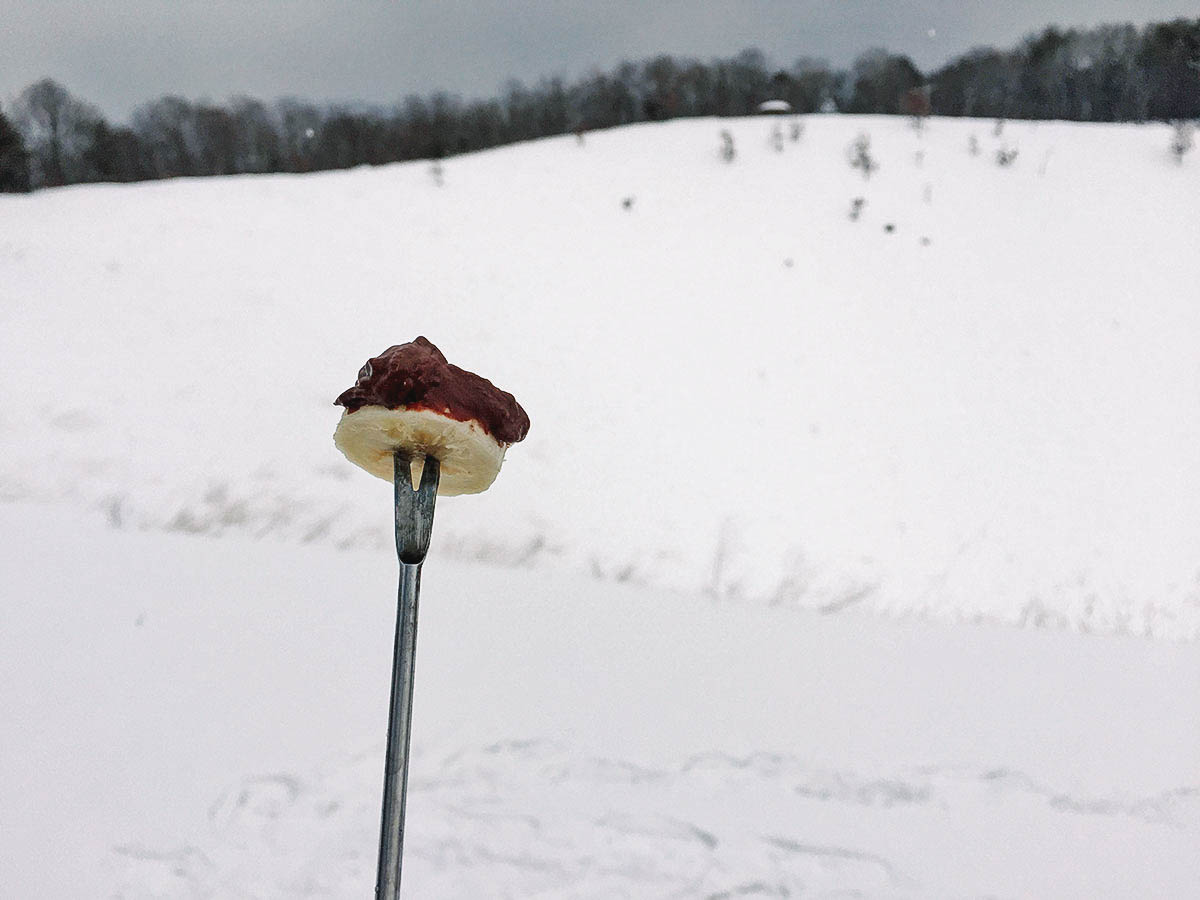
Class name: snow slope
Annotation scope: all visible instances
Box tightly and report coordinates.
[4,502,1198,899]
[1,114,1198,636]
[2,115,1200,897]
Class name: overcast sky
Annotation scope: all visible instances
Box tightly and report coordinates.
[2,1,1194,122]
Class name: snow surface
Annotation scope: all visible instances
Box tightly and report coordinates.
[1,114,1198,636]
[2,115,1200,897]
[3,502,1198,898]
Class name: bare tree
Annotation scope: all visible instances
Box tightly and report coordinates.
[81,120,150,182]
[192,103,238,176]
[229,97,281,173]
[848,48,923,113]
[132,96,198,178]
[275,98,322,172]
[0,105,32,192]
[13,78,103,187]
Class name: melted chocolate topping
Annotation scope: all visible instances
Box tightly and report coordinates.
[335,337,530,444]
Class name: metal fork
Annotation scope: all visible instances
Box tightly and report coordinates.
[376,451,440,900]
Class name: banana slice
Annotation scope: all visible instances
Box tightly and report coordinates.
[333,405,507,495]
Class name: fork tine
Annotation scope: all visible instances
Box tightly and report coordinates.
[394,453,439,564]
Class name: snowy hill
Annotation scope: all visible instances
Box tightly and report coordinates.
[2,115,1200,897]
[2,113,1198,637]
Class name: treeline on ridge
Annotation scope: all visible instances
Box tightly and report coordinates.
[0,17,1196,192]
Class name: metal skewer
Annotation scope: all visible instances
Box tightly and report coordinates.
[376,451,440,900]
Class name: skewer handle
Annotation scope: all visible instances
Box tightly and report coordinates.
[376,453,439,900]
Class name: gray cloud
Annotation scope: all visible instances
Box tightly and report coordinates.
[2,0,1194,121]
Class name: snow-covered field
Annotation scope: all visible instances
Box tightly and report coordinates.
[4,503,1199,898]
[2,115,1199,897]
[3,114,1199,636]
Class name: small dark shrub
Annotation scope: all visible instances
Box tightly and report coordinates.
[719,129,735,162]
[1170,121,1194,164]
[848,133,877,179]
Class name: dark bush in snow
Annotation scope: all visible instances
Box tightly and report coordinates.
[848,133,877,179]
[1170,120,1194,163]
[769,123,784,152]
[995,146,1019,166]
[719,129,736,162]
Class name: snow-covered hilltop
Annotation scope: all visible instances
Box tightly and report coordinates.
[3,113,1197,636]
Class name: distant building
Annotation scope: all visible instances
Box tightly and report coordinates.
[755,99,793,115]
